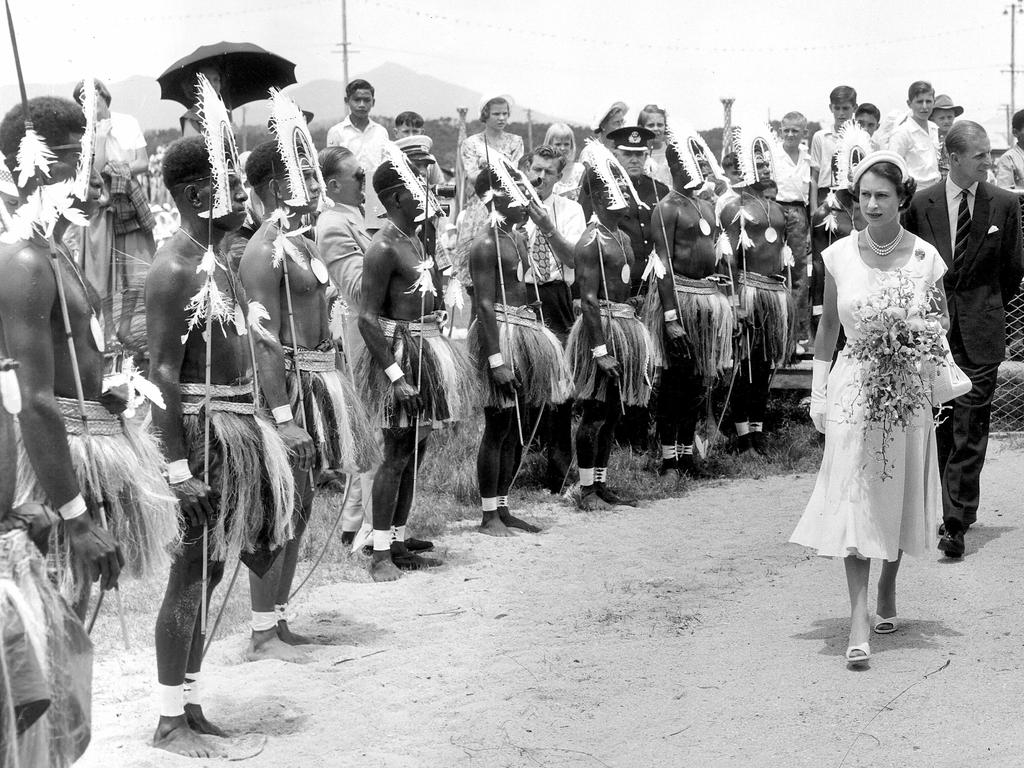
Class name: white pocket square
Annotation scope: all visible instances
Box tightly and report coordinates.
[988,225,1000,234]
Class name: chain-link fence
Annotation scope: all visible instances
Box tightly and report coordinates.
[991,195,1024,432]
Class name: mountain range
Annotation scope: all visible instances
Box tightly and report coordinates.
[0,61,567,132]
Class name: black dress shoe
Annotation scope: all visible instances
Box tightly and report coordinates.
[938,529,965,558]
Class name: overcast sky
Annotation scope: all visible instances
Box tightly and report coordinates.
[4,0,1017,136]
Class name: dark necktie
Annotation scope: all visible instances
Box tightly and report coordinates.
[954,188,971,261]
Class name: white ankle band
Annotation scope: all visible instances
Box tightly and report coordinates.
[158,684,184,718]
[251,611,277,632]
[680,444,694,455]
[661,444,676,460]
[394,525,406,542]
[594,467,607,483]
[372,529,392,551]
[579,468,594,486]
[481,497,498,512]
[496,495,509,508]
[749,421,763,432]
[274,603,288,622]
[183,673,201,706]
[735,421,750,436]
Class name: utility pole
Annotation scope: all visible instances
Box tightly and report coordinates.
[1005,1,1024,130]
[720,97,735,160]
[527,108,533,152]
[341,0,350,113]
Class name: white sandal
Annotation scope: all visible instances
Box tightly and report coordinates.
[873,615,898,634]
[845,642,871,665]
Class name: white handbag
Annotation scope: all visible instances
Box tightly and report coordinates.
[930,336,973,405]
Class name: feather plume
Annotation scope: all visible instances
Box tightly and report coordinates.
[715,232,733,261]
[482,153,530,209]
[247,299,277,341]
[822,211,838,234]
[194,74,240,219]
[730,123,783,187]
[405,259,437,298]
[580,139,645,211]
[381,142,432,222]
[781,243,795,268]
[833,120,873,190]
[181,247,233,343]
[443,276,467,312]
[14,128,53,188]
[329,299,347,339]
[267,88,331,212]
[0,180,85,243]
[665,123,724,188]
[738,221,754,250]
[73,76,98,202]
[105,357,166,418]
[824,190,840,210]
[641,249,667,282]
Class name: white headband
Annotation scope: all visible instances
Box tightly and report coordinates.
[851,150,909,188]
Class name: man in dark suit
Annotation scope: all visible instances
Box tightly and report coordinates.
[905,121,1024,558]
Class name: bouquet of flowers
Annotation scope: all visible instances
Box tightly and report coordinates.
[846,268,946,478]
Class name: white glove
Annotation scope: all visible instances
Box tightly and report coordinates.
[810,358,830,434]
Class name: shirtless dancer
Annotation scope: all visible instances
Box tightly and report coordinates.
[568,143,654,510]
[357,148,472,581]
[648,129,734,476]
[148,135,294,758]
[0,96,170,615]
[467,162,570,535]
[0,98,124,767]
[719,125,793,455]
[240,135,377,656]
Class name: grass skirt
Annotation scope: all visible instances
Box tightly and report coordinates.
[14,399,179,593]
[738,271,793,366]
[286,348,381,473]
[0,529,92,768]
[467,305,571,408]
[180,387,294,563]
[566,301,653,406]
[356,315,477,428]
[641,275,735,375]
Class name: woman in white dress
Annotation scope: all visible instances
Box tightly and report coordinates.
[790,152,948,666]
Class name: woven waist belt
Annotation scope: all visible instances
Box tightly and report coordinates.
[494,304,539,328]
[57,397,123,437]
[378,313,444,339]
[673,275,721,296]
[179,383,256,415]
[598,300,637,320]
[0,529,38,579]
[285,348,337,373]
[738,271,788,292]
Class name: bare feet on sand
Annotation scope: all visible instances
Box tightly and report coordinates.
[479,510,515,537]
[499,507,541,533]
[245,630,310,663]
[277,620,331,646]
[369,555,403,582]
[153,716,225,758]
[184,704,229,737]
[578,488,612,511]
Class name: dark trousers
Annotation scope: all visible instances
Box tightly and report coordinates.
[935,356,999,530]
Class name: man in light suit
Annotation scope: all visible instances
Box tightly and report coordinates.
[905,121,1024,558]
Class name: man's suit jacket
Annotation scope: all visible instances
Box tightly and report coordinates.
[905,179,1024,365]
[315,203,371,363]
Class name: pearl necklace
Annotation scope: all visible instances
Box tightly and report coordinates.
[865,226,905,257]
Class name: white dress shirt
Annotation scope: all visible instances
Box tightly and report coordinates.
[775,146,811,204]
[524,194,586,285]
[890,119,940,188]
[326,116,390,230]
[945,177,978,255]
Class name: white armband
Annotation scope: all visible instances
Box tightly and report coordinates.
[385,363,405,383]
[488,353,505,369]
[58,494,87,521]
[592,344,608,359]
[664,309,679,323]
[166,459,192,485]
[272,405,294,424]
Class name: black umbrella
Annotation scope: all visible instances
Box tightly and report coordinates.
[157,41,297,111]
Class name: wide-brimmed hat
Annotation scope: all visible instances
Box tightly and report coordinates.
[930,94,964,117]
[592,101,629,132]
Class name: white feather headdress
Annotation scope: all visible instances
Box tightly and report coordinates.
[665,123,723,188]
[380,142,437,223]
[581,139,645,212]
[73,76,98,202]
[195,73,240,219]
[833,120,872,191]
[480,153,531,209]
[731,123,782,187]
[267,88,331,212]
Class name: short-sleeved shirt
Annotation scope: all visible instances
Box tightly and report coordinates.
[995,145,1024,190]
[809,129,837,189]
[889,119,940,188]
[775,146,811,204]
[524,194,587,285]
[326,117,391,230]
[103,112,147,163]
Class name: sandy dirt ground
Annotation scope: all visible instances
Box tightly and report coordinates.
[79,441,1024,768]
